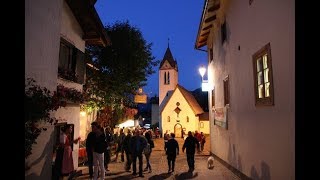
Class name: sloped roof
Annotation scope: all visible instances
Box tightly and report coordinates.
[159,90,174,112]
[160,84,204,115]
[66,0,111,47]
[195,0,220,49]
[199,112,209,121]
[159,46,178,69]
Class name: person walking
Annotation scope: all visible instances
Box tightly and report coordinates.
[130,129,147,177]
[163,130,169,150]
[122,130,132,172]
[93,125,106,180]
[143,131,154,173]
[165,133,179,173]
[200,132,206,152]
[194,130,202,153]
[182,131,199,172]
[114,128,125,162]
[86,122,98,179]
[104,126,114,172]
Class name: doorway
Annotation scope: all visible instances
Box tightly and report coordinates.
[174,123,182,138]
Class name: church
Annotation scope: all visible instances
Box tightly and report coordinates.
[157,45,209,138]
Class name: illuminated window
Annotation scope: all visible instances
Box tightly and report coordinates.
[252,43,274,106]
[167,116,170,122]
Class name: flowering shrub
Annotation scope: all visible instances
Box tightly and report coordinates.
[55,84,84,104]
[25,78,85,159]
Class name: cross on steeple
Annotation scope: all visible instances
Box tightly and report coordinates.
[168,38,170,48]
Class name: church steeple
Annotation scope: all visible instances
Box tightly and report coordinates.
[159,44,179,106]
[160,46,178,70]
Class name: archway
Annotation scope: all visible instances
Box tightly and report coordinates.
[174,123,182,138]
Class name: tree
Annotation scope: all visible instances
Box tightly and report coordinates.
[84,20,159,125]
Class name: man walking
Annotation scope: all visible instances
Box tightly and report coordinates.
[122,130,132,172]
[182,131,199,172]
[165,133,179,173]
[85,122,98,179]
[130,129,147,177]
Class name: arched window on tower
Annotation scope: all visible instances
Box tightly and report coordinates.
[167,116,170,122]
[164,72,167,84]
[167,72,170,84]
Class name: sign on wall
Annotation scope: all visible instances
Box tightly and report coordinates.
[214,107,228,129]
[134,87,147,104]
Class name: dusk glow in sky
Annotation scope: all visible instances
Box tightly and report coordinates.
[95,0,208,97]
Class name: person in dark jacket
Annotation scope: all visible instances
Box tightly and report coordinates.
[144,131,154,173]
[85,122,98,179]
[122,130,132,172]
[130,129,147,177]
[165,133,179,173]
[104,126,113,172]
[93,125,106,180]
[182,131,199,172]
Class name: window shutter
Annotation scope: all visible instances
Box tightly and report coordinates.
[75,49,85,84]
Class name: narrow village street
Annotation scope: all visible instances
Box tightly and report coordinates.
[75,137,240,180]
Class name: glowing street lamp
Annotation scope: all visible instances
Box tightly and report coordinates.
[198,65,209,91]
[199,65,206,81]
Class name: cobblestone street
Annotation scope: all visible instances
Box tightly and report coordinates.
[75,136,240,180]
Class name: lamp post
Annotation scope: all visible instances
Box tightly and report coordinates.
[199,65,206,81]
[198,65,209,91]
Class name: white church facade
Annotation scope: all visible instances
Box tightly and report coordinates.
[158,46,209,137]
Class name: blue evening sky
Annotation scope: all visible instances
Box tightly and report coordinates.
[95,0,208,98]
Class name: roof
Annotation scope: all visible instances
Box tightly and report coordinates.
[159,90,174,112]
[160,84,204,115]
[195,0,220,49]
[159,46,178,70]
[66,0,111,47]
[199,112,209,121]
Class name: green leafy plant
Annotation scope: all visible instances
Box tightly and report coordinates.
[25,78,85,159]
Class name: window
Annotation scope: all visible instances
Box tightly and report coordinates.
[164,71,170,84]
[223,76,230,106]
[212,89,215,107]
[252,43,274,106]
[200,122,204,128]
[167,116,170,122]
[221,21,227,44]
[186,116,189,122]
[58,38,85,84]
[209,48,213,62]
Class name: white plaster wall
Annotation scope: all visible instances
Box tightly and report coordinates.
[25,0,62,91]
[161,89,199,136]
[199,121,210,134]
[25,0,62,179]
[159,69,178,105]
[208,0,295,179]
[60,1,85,52]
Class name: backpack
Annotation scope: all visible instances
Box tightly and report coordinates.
[143,143,151,154]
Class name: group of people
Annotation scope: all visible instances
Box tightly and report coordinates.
[85,122,155,179]
[54,123,206,179]
[164,130,205,173]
